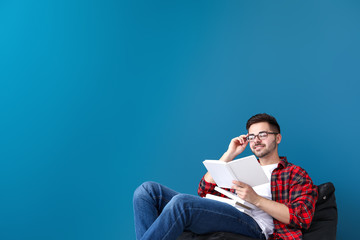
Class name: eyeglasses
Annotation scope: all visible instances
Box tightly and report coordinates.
[247,131,278,142]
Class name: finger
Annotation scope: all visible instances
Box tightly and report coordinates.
[232,180,246,187]
[239,135,248,144]
[232,180,241,187]
[232,138,240,146]
[237,136,246,145]
[235,137,245,146]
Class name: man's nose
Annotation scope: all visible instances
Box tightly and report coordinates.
[254,135,262,143]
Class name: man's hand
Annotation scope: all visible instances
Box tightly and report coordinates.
[221,134,249,162]
[232,180,290,224]
[231,180,261,206]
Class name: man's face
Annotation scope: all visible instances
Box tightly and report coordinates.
[248,122,279,158]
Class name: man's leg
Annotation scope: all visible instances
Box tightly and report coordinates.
[133,181,180,239]
[134,182,265,240]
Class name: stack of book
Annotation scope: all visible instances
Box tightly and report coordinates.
[205,186,257,215]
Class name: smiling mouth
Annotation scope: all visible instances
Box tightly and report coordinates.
[254,145,264,149]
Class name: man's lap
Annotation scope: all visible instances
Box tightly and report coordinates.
[141,182,264,239]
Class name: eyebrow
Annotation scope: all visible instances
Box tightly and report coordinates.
[248,131,268,135]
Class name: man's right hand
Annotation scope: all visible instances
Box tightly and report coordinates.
[220,134,249,162]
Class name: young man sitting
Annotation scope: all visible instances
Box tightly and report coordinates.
[133,113,318,240]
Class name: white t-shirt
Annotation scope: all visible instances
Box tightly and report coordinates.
[250,163,278,239]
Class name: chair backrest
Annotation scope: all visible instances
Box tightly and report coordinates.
[302,182,337,240]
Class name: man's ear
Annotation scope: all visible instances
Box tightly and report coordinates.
[276,133,282,144]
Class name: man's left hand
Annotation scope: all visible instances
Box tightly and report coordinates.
[231,180,261,206]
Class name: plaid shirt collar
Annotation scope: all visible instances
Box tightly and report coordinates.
[277,156,288,169]
[257,156,288,169]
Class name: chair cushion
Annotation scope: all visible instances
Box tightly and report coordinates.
[178,182,337,240]
[302,182,337,240]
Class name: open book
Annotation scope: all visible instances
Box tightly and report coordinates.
[215,186,256,209]
[205,193,253,215]
[205,186,258,214]
[203,155,268,188]
[205,187,257,216]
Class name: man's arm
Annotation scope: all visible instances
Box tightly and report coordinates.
[283,169,318,230]
[232,169,318,229]
[232,180,290,224]
[255,196,290,224]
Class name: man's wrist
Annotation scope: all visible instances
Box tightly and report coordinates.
[220,151,236,162]
[254,196,265,208]
[204,172,216,184]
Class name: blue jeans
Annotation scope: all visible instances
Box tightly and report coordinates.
[133,181,265,240]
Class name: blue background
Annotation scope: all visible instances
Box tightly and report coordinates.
[0,1,359,239]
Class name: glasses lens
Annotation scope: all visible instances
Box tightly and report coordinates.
[247,135,255,141]
[259,132,268,139]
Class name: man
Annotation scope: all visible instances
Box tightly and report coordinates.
[133,113,318,240]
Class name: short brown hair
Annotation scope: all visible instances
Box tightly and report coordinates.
[246,113,280,133]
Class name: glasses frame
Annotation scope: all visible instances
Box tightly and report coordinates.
[247,131,279,142]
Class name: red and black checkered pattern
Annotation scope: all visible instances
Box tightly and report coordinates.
[198,157,318,240]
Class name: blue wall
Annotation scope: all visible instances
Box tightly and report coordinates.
[1,1,358,239]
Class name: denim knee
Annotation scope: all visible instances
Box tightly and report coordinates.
[133,181,158,200]
[167,194,193,209]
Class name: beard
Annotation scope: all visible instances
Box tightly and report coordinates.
[251,139,277,158]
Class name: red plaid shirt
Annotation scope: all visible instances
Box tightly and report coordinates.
[198,157,318,240]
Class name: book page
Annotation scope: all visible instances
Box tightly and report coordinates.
[203,155,269,188]
[203,160,235,188]
[228,155,269,187]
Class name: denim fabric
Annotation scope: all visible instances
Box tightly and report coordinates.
[133,181,265,240]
